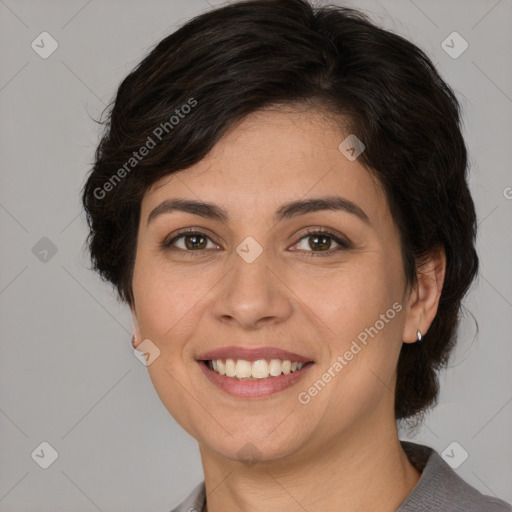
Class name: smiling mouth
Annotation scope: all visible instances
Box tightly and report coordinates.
[199,358,314,380]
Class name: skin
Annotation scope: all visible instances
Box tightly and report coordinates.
[130,107,446,512]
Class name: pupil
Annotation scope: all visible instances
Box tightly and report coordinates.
[310,234,329,251]
[185,234,206,250]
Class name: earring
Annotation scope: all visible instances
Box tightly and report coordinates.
[131,335,137,348]
[416,329,422,343]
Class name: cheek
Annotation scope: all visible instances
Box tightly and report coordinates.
[302,269,402,418]
[289,255,394,331]
[289,254,404,381]
[131,251,213,343]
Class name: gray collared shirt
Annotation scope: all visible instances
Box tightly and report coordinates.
[169,441,511,512]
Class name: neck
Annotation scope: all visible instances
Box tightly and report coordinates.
[199,418,421,512]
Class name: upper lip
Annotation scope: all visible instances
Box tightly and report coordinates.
[196,346,314,363]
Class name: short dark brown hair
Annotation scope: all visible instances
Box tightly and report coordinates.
[81,0,479,423]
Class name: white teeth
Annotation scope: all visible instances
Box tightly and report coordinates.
[225,358,236,377]
[251,359,269,378]
[235,359,252,378]
[217,360,226,375]
[207,358,307,379]
[269,359,283,376]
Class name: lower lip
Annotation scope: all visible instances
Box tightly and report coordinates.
[197,360,315,399]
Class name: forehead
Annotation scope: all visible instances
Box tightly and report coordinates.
[141,108,386,226]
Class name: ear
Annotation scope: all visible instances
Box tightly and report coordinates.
[130,305,142,349]
[402,246,446,344]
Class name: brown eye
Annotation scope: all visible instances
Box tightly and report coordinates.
[181,233,208,250]
[163,230,218,253]
[290,229,352,257]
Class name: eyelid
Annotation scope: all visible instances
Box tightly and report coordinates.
[295,226,351,246]
[162,227,220,252]
[162,226,352,255]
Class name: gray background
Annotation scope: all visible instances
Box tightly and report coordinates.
[0,0,511,510]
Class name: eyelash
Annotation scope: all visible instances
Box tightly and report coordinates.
[161,227,352,258]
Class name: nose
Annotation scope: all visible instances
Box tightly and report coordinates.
[211,247,293,330]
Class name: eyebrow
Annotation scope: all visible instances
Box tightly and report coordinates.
[147,195,371,226]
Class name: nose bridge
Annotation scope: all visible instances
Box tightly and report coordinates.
[228,239,274,304]
[213,237,292,327]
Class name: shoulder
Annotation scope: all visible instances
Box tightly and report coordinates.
[473,498,512,512]
[168,481,206,512]
[398,441,511,512]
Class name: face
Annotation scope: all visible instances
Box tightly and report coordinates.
[131,107,415,466]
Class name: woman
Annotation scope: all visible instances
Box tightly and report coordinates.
[81,0,511,510]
